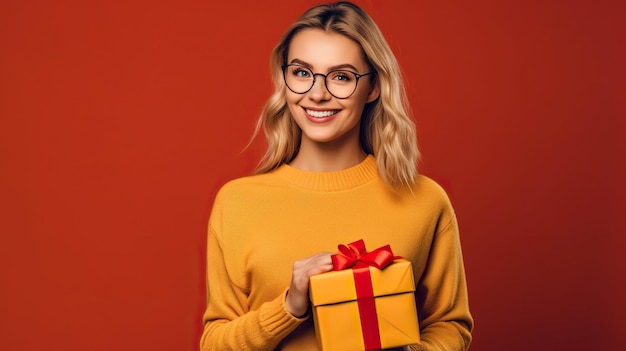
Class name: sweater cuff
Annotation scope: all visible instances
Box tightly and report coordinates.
[258,288,309,339]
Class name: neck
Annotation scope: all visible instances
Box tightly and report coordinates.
[289,138,367,172]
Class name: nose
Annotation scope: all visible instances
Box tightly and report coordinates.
[307,74,331,101]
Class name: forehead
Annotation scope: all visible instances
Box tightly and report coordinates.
[287,28,367,71]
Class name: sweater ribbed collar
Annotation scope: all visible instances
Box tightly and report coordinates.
[273,155,378,191]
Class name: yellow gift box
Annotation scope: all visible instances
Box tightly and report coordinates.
[309,258,420,351]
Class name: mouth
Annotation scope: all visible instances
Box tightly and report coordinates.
[304,108,340,118]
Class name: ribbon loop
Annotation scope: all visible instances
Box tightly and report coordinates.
[331,239,394,271]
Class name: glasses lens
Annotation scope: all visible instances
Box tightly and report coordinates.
[284,65,359,99]
[326,70,357,99]
[284,65,314,94]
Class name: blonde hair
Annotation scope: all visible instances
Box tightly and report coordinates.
[253,1,419,188]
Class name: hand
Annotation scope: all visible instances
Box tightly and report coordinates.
[285,252,333,317]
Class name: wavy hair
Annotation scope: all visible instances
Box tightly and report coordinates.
[252,1,419,188]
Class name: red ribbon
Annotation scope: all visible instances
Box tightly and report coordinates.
[331,240,395,350]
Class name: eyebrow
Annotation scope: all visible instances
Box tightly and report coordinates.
[289,58,360,72]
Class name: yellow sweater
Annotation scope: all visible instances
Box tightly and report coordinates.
[201,156,473,350]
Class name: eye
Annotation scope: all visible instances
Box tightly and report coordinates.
[329,70,353,82]
[290,66,311,78]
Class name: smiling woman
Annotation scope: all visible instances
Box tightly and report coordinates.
[200,2,473,350]
[253,2,421,186]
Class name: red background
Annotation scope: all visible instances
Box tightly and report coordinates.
[1,1,624,350]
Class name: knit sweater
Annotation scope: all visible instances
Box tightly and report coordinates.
[200,155,473,350]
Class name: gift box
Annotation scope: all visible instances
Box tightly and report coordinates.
[309,240,420,351]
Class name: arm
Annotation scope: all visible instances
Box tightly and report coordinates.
[410,214,473,351]
[199,226,307,350]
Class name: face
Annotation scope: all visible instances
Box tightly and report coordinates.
[285,28,379,148]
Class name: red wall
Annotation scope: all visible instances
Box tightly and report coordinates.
[1,1,623,350]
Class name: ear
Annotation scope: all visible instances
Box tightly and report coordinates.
[366,78,380,103]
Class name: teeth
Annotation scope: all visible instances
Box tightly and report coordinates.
[306,109,338,118]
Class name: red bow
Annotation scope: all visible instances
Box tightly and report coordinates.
[331,239,395,271]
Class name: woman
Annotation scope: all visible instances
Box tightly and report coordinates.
[200,2,473,350]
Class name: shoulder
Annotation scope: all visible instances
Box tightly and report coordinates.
[216,173,277,199]
[412,175,452,202]
[212,171,282,206]
[208,172,280,227]
[393,174,456,218]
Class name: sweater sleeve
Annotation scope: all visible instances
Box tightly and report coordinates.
[199,222,307,350]
[410,213,473,351]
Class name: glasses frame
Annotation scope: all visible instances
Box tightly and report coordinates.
[281,64,373,99]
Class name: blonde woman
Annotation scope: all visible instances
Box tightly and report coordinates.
[200,2,473,350]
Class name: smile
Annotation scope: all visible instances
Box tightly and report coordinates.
[305,108,340,118]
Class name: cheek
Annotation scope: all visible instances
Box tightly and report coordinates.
[284,89,297,104]
[345,95,368,116]
[285,92,303,113]
[355,84,374,104]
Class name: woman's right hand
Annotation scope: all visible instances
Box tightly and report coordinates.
[285,252,333,317]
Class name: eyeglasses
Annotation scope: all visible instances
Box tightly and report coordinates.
[282,64,373,99]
